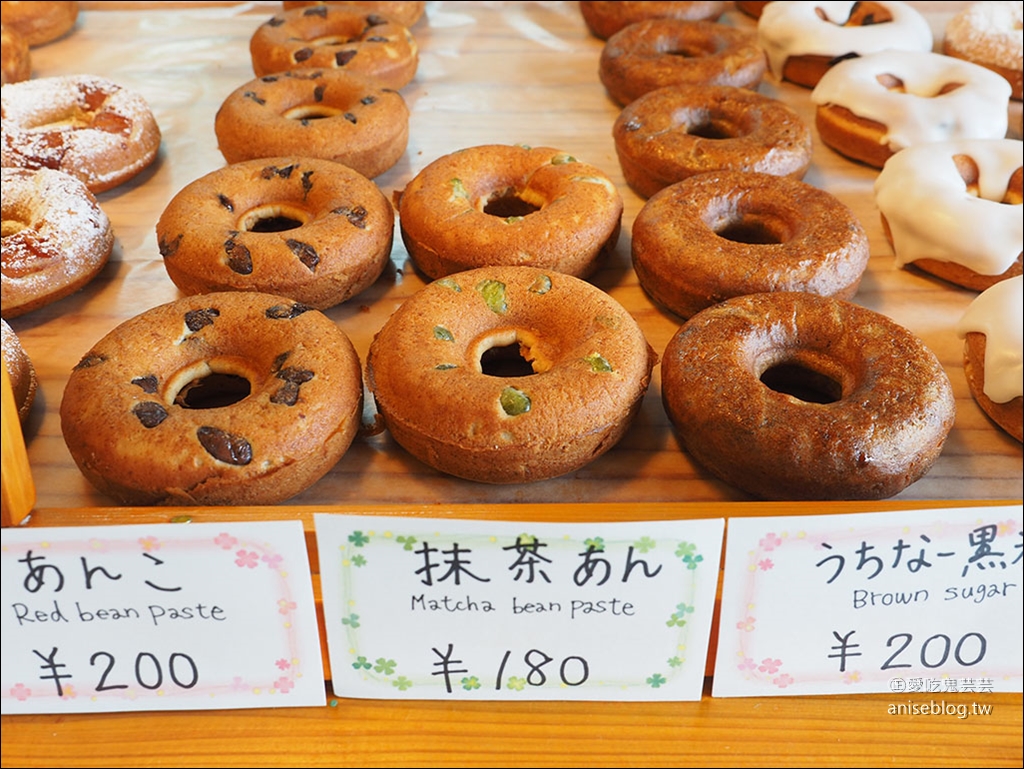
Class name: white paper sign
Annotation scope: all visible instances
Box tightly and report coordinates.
[1,521,325,713]
[713,506,1023,697]
[316,514,724,701]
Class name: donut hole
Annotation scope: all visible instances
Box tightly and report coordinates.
[482,188,541,219]
[680,107,747,140]
[281,104,347,121]
[165,360,254,410]
[241,204,310,233]
[660,39,719,59]
[703,197,795,245]
[816,1,893,25]
[955,156,1024,204]
[875,73,964,97]
[473,328,552,377]
[759,358,844,404]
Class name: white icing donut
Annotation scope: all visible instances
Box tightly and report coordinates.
[957,274,1023,405]
[874,139,1023,278]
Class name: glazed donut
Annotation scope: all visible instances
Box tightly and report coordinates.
[156,157,394,310]
[60,291,363,506]
[612,84,813,199]
[757,0,932,88]
[281,1,426,28]
[632,171,869,319]
[366,265,656,484]
[579,1,726,40]
[944,1,1023,101]
[1,74,161,194]
[250,5,418,89]
[1,24,30,84]
[2,318,37,423]
[661,291,956,500]
[599,19,766,106]
[0,1,77,47]
[811,50,1012,169]
[956,275,1023,443]
[397,144,623,280]
[215,68,408,179]
[735,1,772,19]
[2,167,114,319]
[874,139,1023,292]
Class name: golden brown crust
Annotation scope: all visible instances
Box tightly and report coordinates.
[815,102,895,169]
[613,84,812,199]
[579,1,726,40]
[1,318,37,423]
[366,266,656,484]
[60,292,364,506]
[0,24,30,84]
[215,68,409,179]
[661,292,956,500]
[397,144,623,280]
[599,18,766,106]
[0,1,77,47]
[281,1,426,28]
[249,5,418,88]
[632,171,869,319]
[963,331,1023,442]
[156,157,394,310]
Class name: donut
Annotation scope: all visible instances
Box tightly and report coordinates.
[757,0,932,88]
[579,1,726,40]
[60,291,364,506]
[612,84,813,199]
[281,1,426,28]
[1,318,37,423]
[735,2,772,19]
[956,275,1023,443]
[215,68,408,179]
[1,24,30,84]
[156,157,394,310]
[661,291,956,500]
[0,1,77,47]
[944,1,1023,101]
[632,171,869,319]
[1,167,114,319]
[249,5,418,89]
[811,50,1012,169]
[874,139,1023,292]
[1,74,161,194]
[599,18,766,106]
[396,144,623,280]
[365,266,656,484]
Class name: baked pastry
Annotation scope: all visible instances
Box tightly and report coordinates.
[281,1,426,28]
[579,1,726,40]
[0,1,77,46]
[0,23,30,84]
[944,1,1023,101]
[1,318,37,423]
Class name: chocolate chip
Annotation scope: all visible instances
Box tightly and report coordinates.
[301,170,314,197]
[224,238,253,275]
[344,113,358,124]
[266,303,313,320]
[262,164,296,179]
[184,307,220,332]
[304,5,328,17]
[132,375,159,393]
[366,14,387,26]
[218,193,234,212]
[158,233,183,258]
[243,91,266,106]
[133,401,168,428]
[270,367,314,406]
[360,95,377,105]
[313,85,325,102]
[267,17,284,27]
[73,353,106,370]
[287,240,320,271]
[365,35,388,43]
[332,204,368,229]
[260,75,279,83]
[294,47,314,63]
[336,50,357,67]
[197,426,252,465]
[271,351,290,372]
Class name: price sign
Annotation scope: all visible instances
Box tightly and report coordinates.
[316,514,724,701]
[1,521,325,713]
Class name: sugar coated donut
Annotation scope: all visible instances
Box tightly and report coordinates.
[956,275,1023,442]
[60,291,364,506]
[580,1,726,40]
[874,139,1023,291]
[215,68,409,179]
[2,167,114,318]
[2,318,37,423]
[757,0,932,88]
[397,144,623,280]
[282,1,426,28]
[661,291,956,500]
[250,5,418,89]
[157,157,394,310]
[366,266,656,483]
[811,50,1011,169]
[632,171,869,319]
[1,74,161,194]
[0,1,77,47]
[1,24,30,84]
[945,1,1023,101]
[599,19,766,106]
[612,84,813,199]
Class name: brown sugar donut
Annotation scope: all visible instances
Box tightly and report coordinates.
[366,265,656,484]
[757,0,933,88]
[281,1,426,28]
[215,68,409,179]
[811,50,1011,169]
[2,318,37,423]
[661,291,956,500]
[156,157,394,310]
[612,84,813,199]
[874,139,1022,292]
[0,1,77,47]
[60,291,364,506]
[1,167,114,319]
[599,18,766,106]
[0,74,161,194]
[579,1,726,40]
[1,24,30,84]
[397,144,623,280]
[944,1,1023,101]
[632,171,869,319]
[956,275,1023,442]
[249,5,418,89]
